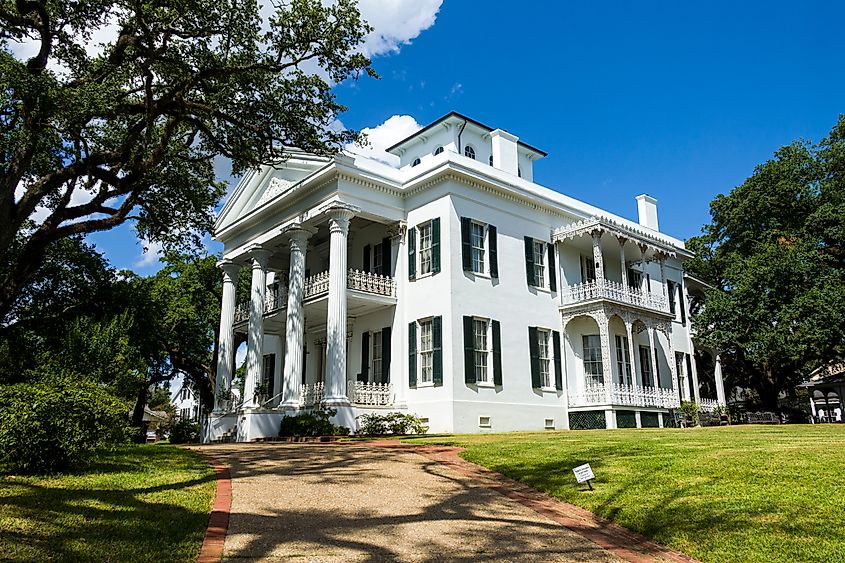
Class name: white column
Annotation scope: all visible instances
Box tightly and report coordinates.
[591,230,605,286]
[648,327,660,388]
[389,222,407,408]
[324,206,355,405]
[666,329,680,404]
[619,238,628,288]
[597,313,613,403]
[214,260,240,412]
[658,256,667,297]
[244,247,272,409]
[714,354,727,405]
[280,228,313,408]
[625,321,638,388]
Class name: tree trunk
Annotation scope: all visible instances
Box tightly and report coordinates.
[131,381,149,443]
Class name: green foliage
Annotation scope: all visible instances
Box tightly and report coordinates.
[0,0,375,322]
[0,377,130,474]
[0,445,215,561]
[687,115,845,409]
[278,408,350,437]
[419,426,845,563]
[356,412,429,436]
[679,400,701,426]
[167,419,201,444]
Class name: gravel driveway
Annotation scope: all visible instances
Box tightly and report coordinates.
[201,442,617,562]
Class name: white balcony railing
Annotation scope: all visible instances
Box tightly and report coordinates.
[298,382,325,407]
[234,286,288,323]
[236,270,396,323]
[699,398,720,412]
[562,279,668,312]
[570,383,680,409]
[347,380,394,406]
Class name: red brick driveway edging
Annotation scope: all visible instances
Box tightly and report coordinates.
[364,441,698,563]
[195,452,232,563]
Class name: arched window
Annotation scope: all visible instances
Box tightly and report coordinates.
[488,155,494,166]
[464,145,476,160]
[412,157,421,167]
[434,146,444,155]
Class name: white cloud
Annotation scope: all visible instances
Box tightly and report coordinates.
[345,114,422,166]
[135,239,163,268]
[356,0,443,57]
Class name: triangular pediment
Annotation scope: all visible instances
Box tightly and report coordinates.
[214,152,333,235]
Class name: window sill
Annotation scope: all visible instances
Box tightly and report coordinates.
[540,386,558,393]
[530,284,552,294]
[412,271,436,281]
[415,381,435,388]
[475,381,496,388]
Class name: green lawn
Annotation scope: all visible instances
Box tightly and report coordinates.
[0,444,216,562]
[411,425,845,563]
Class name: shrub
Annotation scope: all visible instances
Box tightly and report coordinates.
[680,400,701,426]
[356,412,428,436]
[279,408,349,437]
[0,377,130,474]
[168,418,201,444]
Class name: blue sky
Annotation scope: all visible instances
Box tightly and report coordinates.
[91,0,844,273]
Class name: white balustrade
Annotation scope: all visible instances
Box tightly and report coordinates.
[347,380,394,406]
[562,279,668,313]
[570,382,680,408]
[298,382,325,407]
[347,269,396,297]
[699,398,720,412]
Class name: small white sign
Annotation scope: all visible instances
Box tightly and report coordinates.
[573,463,595,483]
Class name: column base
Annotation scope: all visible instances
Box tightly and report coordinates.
[323,396,351,407]
[278,401,302,411]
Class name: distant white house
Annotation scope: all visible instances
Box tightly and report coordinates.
[205,111,727,442]
[171,383,201,422]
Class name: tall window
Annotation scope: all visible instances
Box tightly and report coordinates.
[464,145,476,159]
[373,242,383,275]
[474,318,489,383]
[537,329,551,388]
[372,330,383,381]
[614,335,632,384]
[419,320,433,384]
[533,240,546,287]
[639,345,652,387]
[582,256,596,282]
[628,268,642,290]
[668,280,677,314]
[582,335,603,385]
[412,157,421,167]
[418,222,432,275]
[488,154,494,166]
[471,222,485,273]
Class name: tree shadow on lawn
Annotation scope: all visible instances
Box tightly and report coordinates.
[0,447,216,562]
[473,452,832,561]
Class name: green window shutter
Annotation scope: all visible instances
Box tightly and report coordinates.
[382,326,392,383]
[359,332,369,382]
[363,244,371,273]
[431,217,441,273]
[381,237,391,277]
[432,316,443,385]
[492,319,502,386]
[524,236,535,286]
[489,225,498,278]
[461,217,472,271]
[552,330,563,390]
[463,315,476,384]
[547,242,557,292]
[301,345,307,384]
[408,321,417,387]
[679,285,687,325]
[528,326,541,388]
[408,227,416,280]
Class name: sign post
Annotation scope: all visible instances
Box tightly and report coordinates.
[572,463,595,490]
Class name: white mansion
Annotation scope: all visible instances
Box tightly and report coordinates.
[206,112,727,442]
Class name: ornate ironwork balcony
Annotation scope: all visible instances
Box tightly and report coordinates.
[347,380,394,406]
[298,382,325,407]
[562,279,668,313]
[303,269,396,300]
[570,382,679,408]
